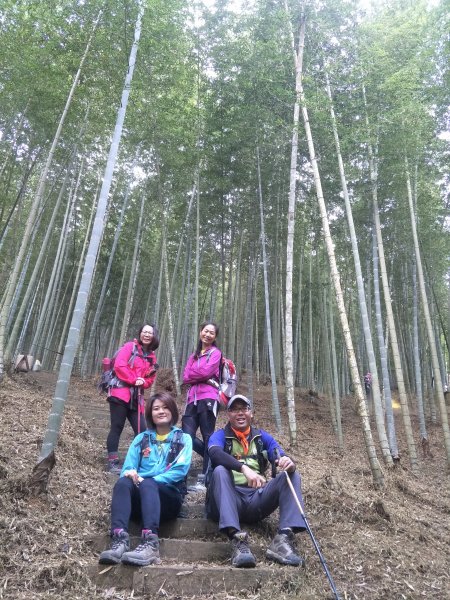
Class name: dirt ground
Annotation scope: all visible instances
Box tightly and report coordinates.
[0,370,449,600]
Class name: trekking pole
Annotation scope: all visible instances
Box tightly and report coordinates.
[137,389,144,434]
[283,470,341,600]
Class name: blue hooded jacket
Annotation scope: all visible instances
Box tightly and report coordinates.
[120,427,192,486]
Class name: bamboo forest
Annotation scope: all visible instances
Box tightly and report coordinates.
[0,0,449,597]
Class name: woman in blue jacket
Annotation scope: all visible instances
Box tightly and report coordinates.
[99,392,193,567]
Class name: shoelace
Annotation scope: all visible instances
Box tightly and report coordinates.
[278,535,296,554]
[235,540,251,553]
[282,533,295,546]
[134,539,157,552]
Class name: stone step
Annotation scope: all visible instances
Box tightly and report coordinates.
[91,563,292,596]
[89,518,218,544]
[70,399,107,410]
[76,412,109,425]
[93,512,268,538]
[180,503,207,518]
[76,407,109,418]
[90,536,233,562]
[98,440,135,453]
[160,517,218,538]
[76,413,109,427]
[87,424,150,441]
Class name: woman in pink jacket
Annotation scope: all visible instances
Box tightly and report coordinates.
[107,324,159,474]
[182,322,221,487]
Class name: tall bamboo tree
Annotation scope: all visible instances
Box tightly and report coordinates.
[405,157,450,464]
[283,1,304,443]
[33,1,145,480]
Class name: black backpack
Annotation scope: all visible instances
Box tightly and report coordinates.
[224,428,269,475]
[98,343,157,394]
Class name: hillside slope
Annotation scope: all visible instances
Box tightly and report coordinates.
[0,371,448,599]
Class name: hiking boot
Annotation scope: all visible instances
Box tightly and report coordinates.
[187,473,206,492]
[231,531,256,568]
[99,530,130,565]
[107,459,121,475]
[266,530,305,566]
[121,532,161,566]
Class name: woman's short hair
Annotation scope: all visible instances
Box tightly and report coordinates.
[137,323,160,351]
[145,392,179,428]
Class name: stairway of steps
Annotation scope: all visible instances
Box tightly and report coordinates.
[88,501,280,596]
[66,382,303,596]
[71,395,136,460]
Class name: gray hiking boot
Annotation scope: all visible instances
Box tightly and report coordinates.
[99,530,130,565]
[188,473,206,492]
[266,529,305,566]
[107,459,121,475]
[121,532,161,566]
[231,531,256,568]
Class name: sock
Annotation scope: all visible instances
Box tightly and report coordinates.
[108,453,119,462]
[142,529,157,537]
[278,527,293,536]
[112,528,124,536]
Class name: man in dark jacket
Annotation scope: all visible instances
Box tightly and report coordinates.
[206,394,306,568]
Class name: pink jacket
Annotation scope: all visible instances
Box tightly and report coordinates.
[109,340,157,404]
[182,347,221,404]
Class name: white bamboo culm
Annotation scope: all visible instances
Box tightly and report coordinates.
[405,157,450,465]
[38,2,145,461]
[298,46,384,487]
[325,71,394,467]
[256,146,281,430]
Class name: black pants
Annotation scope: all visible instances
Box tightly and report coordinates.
[110,476,182,533]
[182,400,216,474]
[107,398,146,454]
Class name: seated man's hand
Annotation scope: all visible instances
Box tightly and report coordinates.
[276,455,296,473]
[241,464,266,488]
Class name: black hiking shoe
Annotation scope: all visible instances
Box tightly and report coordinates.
[99,530,130,565]
[266,530,305,566]
[231,531,256,568]
[121,532,161,566]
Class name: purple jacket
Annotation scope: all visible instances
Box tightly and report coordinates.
[182,347,221,404]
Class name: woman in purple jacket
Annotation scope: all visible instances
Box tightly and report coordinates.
[182,322,221,487]
[107,324,159,474]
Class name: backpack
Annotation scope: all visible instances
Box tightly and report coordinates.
[138,430,187,496]
[224,427,268,474]
[205,427,277,491]
[97,343,140,394]
[217,355,237,407]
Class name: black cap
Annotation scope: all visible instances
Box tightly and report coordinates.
[227,394,252,410]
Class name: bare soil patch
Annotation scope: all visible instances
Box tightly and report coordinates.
[0,370,449,599]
